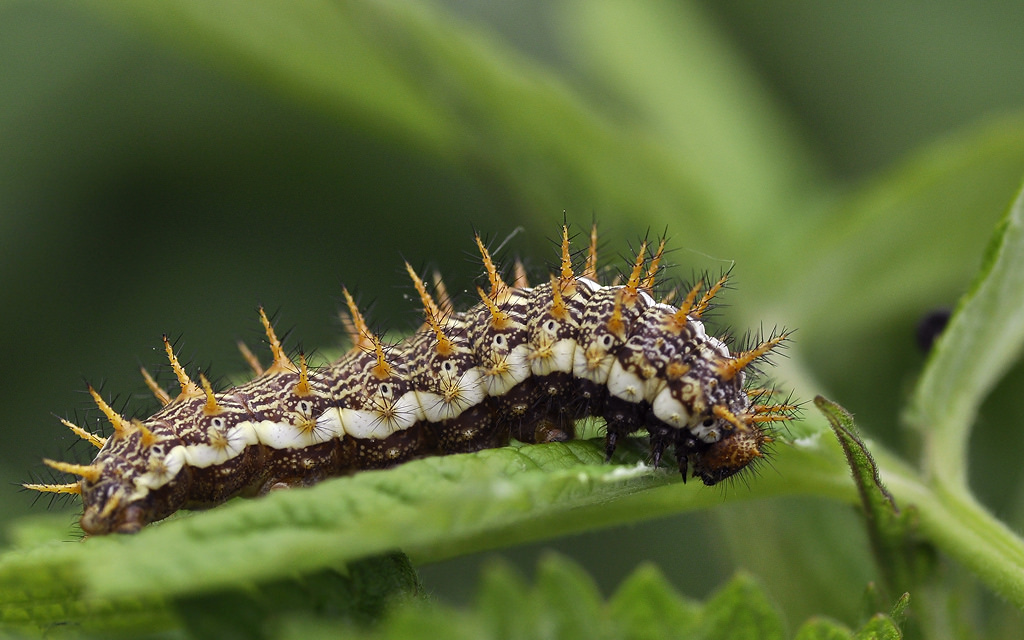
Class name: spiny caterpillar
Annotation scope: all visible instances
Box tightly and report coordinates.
[27,226,795,535]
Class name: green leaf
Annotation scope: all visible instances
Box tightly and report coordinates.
[816,396,921,599]
[860,177,1024,616]
[785,609,907,640]
[532,555,606,638]
[474,561,535,640]
[173,554,420,640]
[1,436,857,634]
[776,116,1024,334]
[906,177,1024,488]
[87,441,665,599]
[608,564,701,639]
[887,593,910,631]
[6,437,853,598]
[695,573,785,640]
[793,618,855,640]
[271,557,906,640]
[852,615,902,640]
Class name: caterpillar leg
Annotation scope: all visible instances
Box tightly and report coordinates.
[532,417,575,444]
[604,430,619,462]
[646,424,674,470]
[602,397,645,462]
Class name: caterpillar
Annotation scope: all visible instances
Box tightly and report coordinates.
[26,226,794,535]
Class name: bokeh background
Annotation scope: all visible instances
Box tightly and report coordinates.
[3,0,1024,632]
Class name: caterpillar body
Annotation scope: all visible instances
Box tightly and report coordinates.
[27,226,794,535]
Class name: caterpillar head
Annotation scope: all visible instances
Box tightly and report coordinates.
[686,379,793,485]
[78,420,191,535]
[691,422,771,485]
[30,420,191,535]
[658,331,791,485]
[690,331,791,484]
[80,480,147,535]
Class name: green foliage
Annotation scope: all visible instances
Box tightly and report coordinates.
[3,0,1024,638]
[817,397,924,603]
[45,553,893,640]
[277,555,906,640]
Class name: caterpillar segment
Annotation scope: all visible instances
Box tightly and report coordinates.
[28,225,794,534]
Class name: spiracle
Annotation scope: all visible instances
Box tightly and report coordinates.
[26,225,794,535]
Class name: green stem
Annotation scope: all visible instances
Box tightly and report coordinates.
[882,463,1024,609]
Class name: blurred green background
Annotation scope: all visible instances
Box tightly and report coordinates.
[3,0,1024,632]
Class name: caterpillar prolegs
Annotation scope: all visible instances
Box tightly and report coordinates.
[27,226,795,535]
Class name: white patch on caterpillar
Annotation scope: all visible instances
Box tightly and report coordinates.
[334,408,394,439]
[482,344,531,396]
[690,319,708,341]
[704,334,730,358]
[183,423,260,468]
[651,386,691,428]
[606,360,646,403]
[322,389,422,439]
[319,389,419,438]
[530,338,577,376]
[691,420,722,443]
[315,409,345,440]
[133,445,188,495]
[576,277,602,292]
[573,341,616,385]
[252,419,331,450]
[417,368,487,422]
[644,375,667,403]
